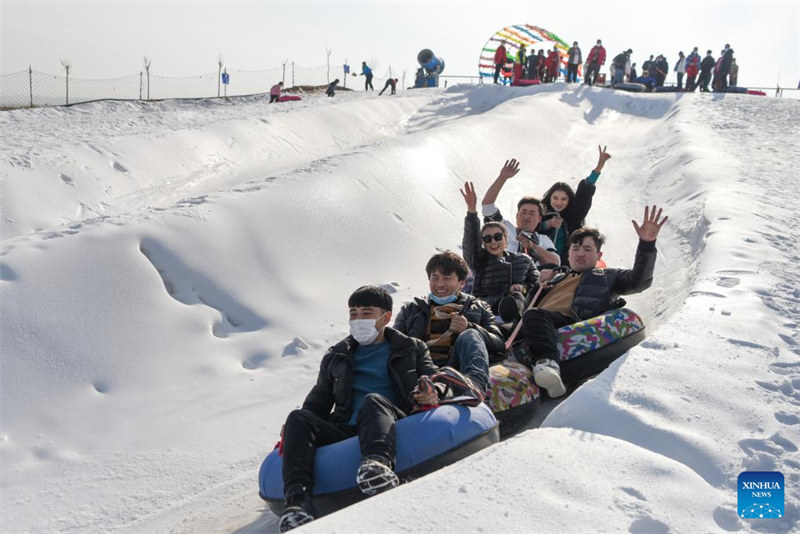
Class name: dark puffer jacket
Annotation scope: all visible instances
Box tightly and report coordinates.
[462,212,539,312]
[529,239,658,320]
[393,293,506,360]
[301,328,437,426]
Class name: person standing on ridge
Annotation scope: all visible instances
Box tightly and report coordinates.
[675,52,686,89]
[699,50,716,92]
[583,39,606,86]
[493,41,508,84]
[326,78,339,97]
[685,47,701,91]
[719,44,735,91]
[358,61,374,91]
[566,41,582,83]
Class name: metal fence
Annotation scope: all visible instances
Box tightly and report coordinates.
[0,62,402,108]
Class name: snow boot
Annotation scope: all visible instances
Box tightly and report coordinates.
[533,359,566,398]
[356,456,399,496]
[279,484,316,532]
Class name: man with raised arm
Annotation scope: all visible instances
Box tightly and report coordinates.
[481,159,561,268]
[521,206,668,398]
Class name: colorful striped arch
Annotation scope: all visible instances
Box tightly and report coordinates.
[479,24,580,83]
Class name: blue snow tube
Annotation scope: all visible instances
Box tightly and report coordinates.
[259,403,498,517]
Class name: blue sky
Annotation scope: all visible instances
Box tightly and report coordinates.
[2,1,798,88]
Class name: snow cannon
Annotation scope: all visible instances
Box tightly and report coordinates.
[416,49,445,87]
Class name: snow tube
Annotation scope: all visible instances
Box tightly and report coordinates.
[513,78,542,86]
[279,95,301,102]
[488,308,645,437]
[614,83,647,93]
[747,90,767,96]
[259,403,499,517]
[654,86,681,93]
[725,86,748,94]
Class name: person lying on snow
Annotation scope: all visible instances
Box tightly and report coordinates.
[461,181,539,324]
[393,251,506,391]
[481,158,561,269]
[279,285,483,532]
[520,205,668,398]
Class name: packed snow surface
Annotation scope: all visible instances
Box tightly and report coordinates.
[2,84,799,533]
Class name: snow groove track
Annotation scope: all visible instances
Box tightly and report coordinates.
[2,85,800,533]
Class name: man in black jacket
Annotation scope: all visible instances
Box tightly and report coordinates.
[699,51,716,92]
[279,286,439,532]
[521,205,668,398]
[393,251,505,391]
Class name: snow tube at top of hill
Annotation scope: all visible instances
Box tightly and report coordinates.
[259,403,499,517]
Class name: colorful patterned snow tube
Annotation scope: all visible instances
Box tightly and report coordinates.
[488,308,645,435]
[259,403,499,518]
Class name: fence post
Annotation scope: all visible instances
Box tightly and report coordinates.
[143,57,151,100]
[292,62,295,88]
[29,66,33,108]
[60,60,71,105]
[217,55,223,97]
[139,72,143,100]
[281,60,287,85]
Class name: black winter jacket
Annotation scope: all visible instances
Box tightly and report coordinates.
[393,293,506,359]
[301,328,438,426]
[700,56,716,74]
[720,49,734,74]
[462,212,539,311]
[528,239,658,321]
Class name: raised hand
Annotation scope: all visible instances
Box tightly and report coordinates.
[595,145,612,172]
[460,181,478,213]
[632,205,668,242]
[498,158,521,181]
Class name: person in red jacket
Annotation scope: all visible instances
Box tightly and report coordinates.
[584,39,606,86]
[493,41,508,84]
[545,46,560,83]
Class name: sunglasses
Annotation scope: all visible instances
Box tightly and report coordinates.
[481,232,505,244]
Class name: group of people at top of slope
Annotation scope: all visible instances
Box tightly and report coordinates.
[493,38,737,93]
[276,146,669,532]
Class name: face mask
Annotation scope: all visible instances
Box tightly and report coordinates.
[429,292,459,305]
[349,314,385,345]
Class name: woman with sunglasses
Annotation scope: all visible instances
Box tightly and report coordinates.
[461,181,539,324]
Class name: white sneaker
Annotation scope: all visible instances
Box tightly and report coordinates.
[533,359,566,398]
[356,457,399,496]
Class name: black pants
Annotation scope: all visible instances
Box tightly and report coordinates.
[494,63,503,83]
[282,393,407,492]
[584,62,599,85]
[522,308,573,362]
[269,95,279,103]
[365,74,374,91]
[699,71,712,92]
[567,63,579,83]
[686,74,697,91]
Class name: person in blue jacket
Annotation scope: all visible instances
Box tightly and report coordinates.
[359,61,374,91]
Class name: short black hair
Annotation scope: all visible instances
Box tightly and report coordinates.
[348,286,392,311]
[426,251,469,281]
[569,227,605,251]
[517,197,544,216]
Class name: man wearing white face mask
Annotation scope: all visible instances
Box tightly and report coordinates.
[279,286,439,532]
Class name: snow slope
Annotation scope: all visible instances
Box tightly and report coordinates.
[1,85,798,533]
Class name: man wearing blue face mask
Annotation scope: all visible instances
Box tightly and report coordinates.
[393,251,504,392]
[279,286,440,532]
